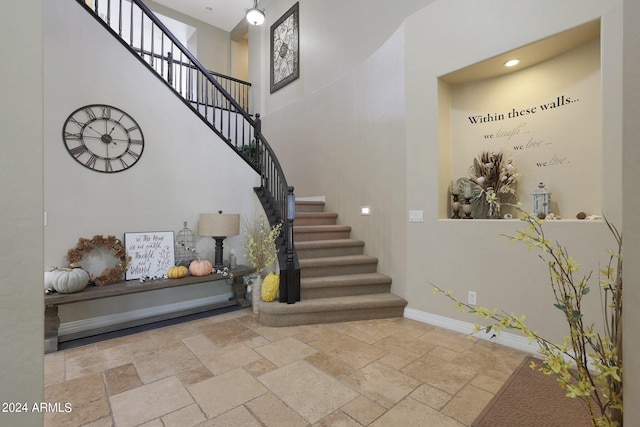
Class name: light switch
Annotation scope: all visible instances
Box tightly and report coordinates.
[409,210,424,222]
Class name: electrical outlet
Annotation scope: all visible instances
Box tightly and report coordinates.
[468,291,477,306]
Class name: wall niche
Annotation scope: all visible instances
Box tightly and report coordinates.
[439,20,602,220]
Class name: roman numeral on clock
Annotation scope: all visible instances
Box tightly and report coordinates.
[69,145,88,157]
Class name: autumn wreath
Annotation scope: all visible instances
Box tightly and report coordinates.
[66,235,130,286]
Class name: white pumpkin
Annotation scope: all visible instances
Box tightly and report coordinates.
[49,268,90,294]
[44,270,56,291]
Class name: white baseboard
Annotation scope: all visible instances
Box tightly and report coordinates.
[404,307,539,355]
[59,292,233,338]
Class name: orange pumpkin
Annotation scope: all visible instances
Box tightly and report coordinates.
[167,265,188,279]
[189,259,212,277]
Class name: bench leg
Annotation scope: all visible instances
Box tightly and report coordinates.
[44,305,60,354]
[230,275,251,308]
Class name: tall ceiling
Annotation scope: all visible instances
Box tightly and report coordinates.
[153,0,256,32]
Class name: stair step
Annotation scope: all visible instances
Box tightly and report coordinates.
[299,255,379,278]
[294,212,338,226]
[301,273,392,299]
[257,293,407,327]
[295,201,325,213]
[294,225,351,242]
[295,239,365,258]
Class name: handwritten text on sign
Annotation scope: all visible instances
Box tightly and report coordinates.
[124,231,175,280]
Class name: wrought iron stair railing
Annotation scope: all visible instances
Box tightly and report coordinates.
[76,0,300,303]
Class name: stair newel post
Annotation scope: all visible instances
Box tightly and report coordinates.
[286,187,298,304]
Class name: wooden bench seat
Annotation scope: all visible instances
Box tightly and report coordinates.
[44,265,254,353]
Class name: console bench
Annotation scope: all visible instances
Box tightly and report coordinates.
[44,265,254,353]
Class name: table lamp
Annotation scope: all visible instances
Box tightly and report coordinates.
[198,211,240,270]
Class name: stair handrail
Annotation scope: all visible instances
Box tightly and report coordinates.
[77,0,299,303]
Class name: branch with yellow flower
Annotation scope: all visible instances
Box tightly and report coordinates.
[431,206,623,427]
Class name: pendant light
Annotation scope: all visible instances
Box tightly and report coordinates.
[246,0,265,26]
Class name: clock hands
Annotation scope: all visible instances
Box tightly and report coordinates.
[105,113,126,142]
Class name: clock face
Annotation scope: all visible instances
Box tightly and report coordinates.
[62,104,144,173]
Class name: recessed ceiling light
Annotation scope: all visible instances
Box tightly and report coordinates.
[205,6,213,11]
[504,59,520,67]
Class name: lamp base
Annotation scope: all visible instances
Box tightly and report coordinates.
[213,237,226,270]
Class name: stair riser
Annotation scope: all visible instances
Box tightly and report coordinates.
[295,203,325,213]
[296,245,364,259]
[258,306,406,327]
[302,283,391,299]
[300,263,378,278]
[294,230,351,241]
[294,216,338,226]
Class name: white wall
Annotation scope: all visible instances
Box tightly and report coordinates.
[44,1,260,324]
[622,0,640,424]
[0,1,44,426]
[249,2,637,421]
[404,0,623,343]
[146,0,231,74]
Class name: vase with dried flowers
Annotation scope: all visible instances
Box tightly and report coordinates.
[468,151,519,218]
[243,216,283,313]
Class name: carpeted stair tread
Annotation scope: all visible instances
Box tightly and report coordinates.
[301,273,392,299]
[302,272,391,289]
[295,239,364,250]
[293,224,351,233]
[294,212,339,226]
[295,201,326,212]
[298,254,378,268]
[295,239,365,258]
[257,294,407,327]
[299,255,379,278]
[257,293,407,325]
[293,224,352,242]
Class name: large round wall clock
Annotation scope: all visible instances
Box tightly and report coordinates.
[62,104,144,173]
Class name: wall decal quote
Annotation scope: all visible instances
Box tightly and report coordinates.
[464,94,581,170]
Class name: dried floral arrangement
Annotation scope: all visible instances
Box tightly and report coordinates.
[66,235,130,286]
[468,151,519,197]
[243,216,282,276]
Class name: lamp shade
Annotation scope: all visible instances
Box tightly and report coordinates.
[199,213,240,237]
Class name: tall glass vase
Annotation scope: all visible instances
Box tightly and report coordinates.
[251,274,262,314]
[486,187,501,219]
[488,199,501,219]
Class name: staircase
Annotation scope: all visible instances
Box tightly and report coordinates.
[76,0,301,299]
[257,201,407,327]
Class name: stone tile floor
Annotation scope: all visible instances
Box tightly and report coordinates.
[44,309,527,426]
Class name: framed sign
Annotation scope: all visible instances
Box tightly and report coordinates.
[124,231,175,280]
[270,2,299,93]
